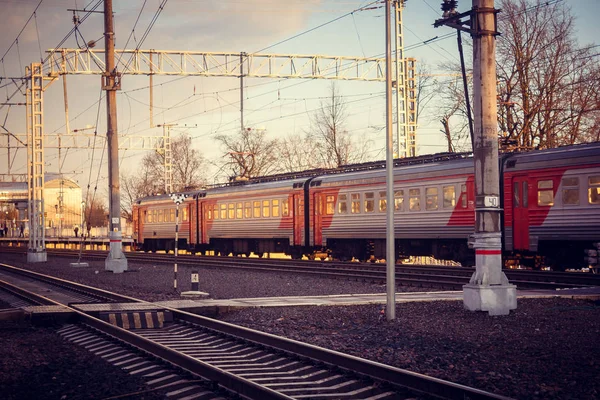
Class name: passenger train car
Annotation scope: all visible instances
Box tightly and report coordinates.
[132,142,600,269]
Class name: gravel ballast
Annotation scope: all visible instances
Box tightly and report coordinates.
[1,252,599,400]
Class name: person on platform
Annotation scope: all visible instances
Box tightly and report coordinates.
[74,225,79,237]
[19,223,24,237]
[3,225,7,237]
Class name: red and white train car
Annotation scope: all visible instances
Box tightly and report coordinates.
[310,154,475,262]
[195,177,307,258]
[132,142,600,269]
[133,191,197,252]
[502,143,600,268]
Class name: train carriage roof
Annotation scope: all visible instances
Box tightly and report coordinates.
[135,188,203,206]
[504,141,600,172]
[313,152,474,186]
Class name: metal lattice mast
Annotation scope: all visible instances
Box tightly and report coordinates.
[405,57,417,157]
[394,0,409,158]
[26,63,47,262]
[161,124,174,194]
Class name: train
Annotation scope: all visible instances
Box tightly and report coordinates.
[132,142,600,270]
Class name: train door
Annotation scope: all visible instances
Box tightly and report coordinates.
[293,194,304,246]
[132,206,140,246]
[314,192,323,247]
[512,176,530,250]
[189,202,196,246]
[200,202,208,244]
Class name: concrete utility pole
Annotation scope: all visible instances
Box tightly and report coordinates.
[435,0,515,315]
[385,0,396,321]
[103,0,127,273]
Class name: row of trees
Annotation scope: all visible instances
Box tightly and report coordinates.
[435,0,599,151]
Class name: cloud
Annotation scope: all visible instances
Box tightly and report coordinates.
[115,0,324,52]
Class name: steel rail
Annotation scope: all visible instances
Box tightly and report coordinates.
[2,261,513,400]
[2,247,598,290]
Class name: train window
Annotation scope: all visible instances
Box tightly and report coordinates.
[460,184,467,208]
[394,190,404,212]
[158,209,164,223]
[263,200,270,217]
[213,204,219,220]
[562,178,579,205]
[236,202,243,219]
[228,203,235,219]
[253,201,261,218]
[589,176,600,204]
[152,210,157,223]
[379,191,387,212]
[146,211,151,223]
[325,196,335,215]
[338,194,348,214]
[244,202,252,218]
[537,180,554,206]
[513,182,520,207]
[272,200,280,217]
[522,182,528,207]
[207,207,212,220]
[183,208,189,222]
[426,187,438,211]
[443,186,456,208]
[282,199,290,217]
[364,192,375,213]
[351,193,361,214]
[409,189,421,211]
[220,204,227,219]
[171,209,176,222]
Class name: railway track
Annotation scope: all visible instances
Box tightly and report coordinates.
[0,262,512,400]
[2,246,599,290]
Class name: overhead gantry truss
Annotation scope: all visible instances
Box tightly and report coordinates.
[46,49,386,81]
[9,133,169,151]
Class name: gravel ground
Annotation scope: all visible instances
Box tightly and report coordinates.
[1,251,600,400]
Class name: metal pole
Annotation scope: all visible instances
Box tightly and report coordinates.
[463,0,515,315]
[149,51,154,128]
[457,31,474,151]
[104,0,127,272]
[174,202,179,292]
[240,52,245,132]
[385,0,396,321]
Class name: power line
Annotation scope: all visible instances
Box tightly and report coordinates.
[0,0,44,63]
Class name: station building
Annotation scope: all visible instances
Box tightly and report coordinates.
[0,175,83,237]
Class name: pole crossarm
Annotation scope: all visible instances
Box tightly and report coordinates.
[46,49,386,81]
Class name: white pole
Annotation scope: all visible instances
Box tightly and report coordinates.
[385,0,396,320]
[174,202,179,292]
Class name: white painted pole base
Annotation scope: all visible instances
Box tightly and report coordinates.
[105,232,128,273]
[27,251,47,263]
[463,284,516,316]
[463,232,517,315]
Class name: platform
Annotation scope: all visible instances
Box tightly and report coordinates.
[0,236,134,251]
[151,286,600,315]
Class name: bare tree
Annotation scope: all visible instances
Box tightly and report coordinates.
[278,133,317,172]
[84,196,107,229]
[120,170,155,222]
[309,82,369,168]
[496,0,600,149]
[436,74,473,152]
[214,127,280,180]
[138,133,207,193]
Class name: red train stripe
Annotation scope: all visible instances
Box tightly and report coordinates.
[476,249,502,255]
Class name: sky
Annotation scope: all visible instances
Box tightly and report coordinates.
[0,0,598,196]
